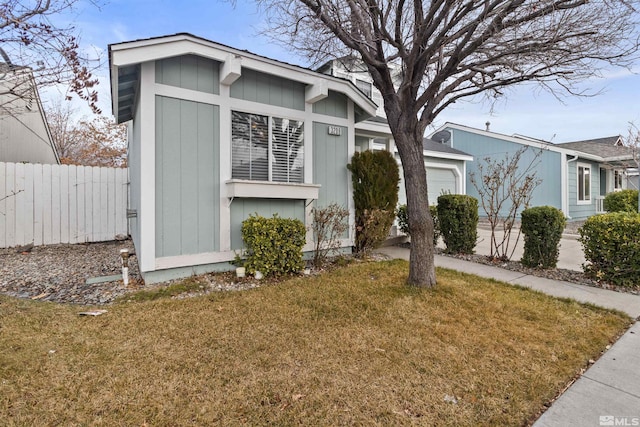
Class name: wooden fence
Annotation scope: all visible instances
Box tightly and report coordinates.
[0,162,128,248]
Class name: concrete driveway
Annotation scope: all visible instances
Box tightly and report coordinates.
[468,226,586,272]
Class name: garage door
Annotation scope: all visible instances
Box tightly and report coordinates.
[426,167,458,204]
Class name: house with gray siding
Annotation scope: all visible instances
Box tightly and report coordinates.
[109,33,385,283]
[430,123,636,221]
[318,57,473,209]
[0,63,59,164]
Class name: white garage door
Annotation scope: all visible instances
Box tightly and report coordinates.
[427,167,458,204]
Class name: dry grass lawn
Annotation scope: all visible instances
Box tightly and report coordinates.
[0,260,631,426]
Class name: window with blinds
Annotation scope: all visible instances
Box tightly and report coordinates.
[232,111,304,183]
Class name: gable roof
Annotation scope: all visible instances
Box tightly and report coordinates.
[562,135,623,146]
[109,33,378,123]
[431,122,634,163]
[423,138,471,157]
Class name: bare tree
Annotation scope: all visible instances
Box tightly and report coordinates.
[47,103,127,167]
[470,146,543,261]
[0,0,101,113]
[255,0,639,287]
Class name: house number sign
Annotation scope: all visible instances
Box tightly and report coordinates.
[328,126,342,136]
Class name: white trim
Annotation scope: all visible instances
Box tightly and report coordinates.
[138,61,157,273]
[305,79,328,103]
[430,122,603,162]
[577,162,592,205]
[425,162,464,195]
[220,54,241,86]
[155,82,222,105]
[424,150,473,162]
[219,83,232,252]
[156,251,237,270]
[225,179,320,200]
[110,34,377,118]
[347,100,356,244]
[155,238,353,271]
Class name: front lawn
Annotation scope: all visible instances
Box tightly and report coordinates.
[0,260,630,426]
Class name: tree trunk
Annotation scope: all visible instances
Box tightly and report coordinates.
[393,127,437,287]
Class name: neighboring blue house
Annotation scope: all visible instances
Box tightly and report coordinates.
[429,123,636,221]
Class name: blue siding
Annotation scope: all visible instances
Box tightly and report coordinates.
[450,128,562,217]
[568,160,600,219]
[155,96,220,257]
[230,68,305,111]
[229,199,305,250]
[155,55,220,94]
[313,90,348,118]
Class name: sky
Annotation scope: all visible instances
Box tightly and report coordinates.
[45,0,640,144]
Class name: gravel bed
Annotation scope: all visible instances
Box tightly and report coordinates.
[1,226,637,306]
[0,240,141,305]
[0,240,280,305]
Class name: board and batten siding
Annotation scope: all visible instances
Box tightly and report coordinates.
[155,54,220,94]
[155,96,220,258]
[229,199,306,250]
[312,90,348,118]
[0,162,127,248]
[313,122,349,208]
[230,68,305,111]
[450,128,563,216]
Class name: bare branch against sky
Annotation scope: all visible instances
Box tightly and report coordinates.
[0,0,101,112]
[256,0,640,287]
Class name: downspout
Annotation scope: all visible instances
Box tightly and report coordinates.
[565,154,579,219]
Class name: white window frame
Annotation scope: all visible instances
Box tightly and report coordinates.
[231,110,304,184]
[577,162,591,204]
[614,169,624,191]
[355,79,372,98]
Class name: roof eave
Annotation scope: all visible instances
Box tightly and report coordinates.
[108,33,377,119]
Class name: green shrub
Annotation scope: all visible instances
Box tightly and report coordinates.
[241,214,306,277]
[604,189,639,213]
[437,194,478,254]
[397,204,440,246]
[521,206,566,269]
[579,212,640,287]
[347,150,400,255]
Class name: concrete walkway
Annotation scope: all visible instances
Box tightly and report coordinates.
[376,246,640,427]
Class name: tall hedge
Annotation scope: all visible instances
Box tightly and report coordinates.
[347,150,400,255]
[521,206,566,269]
[604,189,639,213]
[437,194,478,254]
[579,212,640,287]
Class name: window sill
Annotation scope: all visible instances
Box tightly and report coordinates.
[577,199,591,205]
[226,179,320,200]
